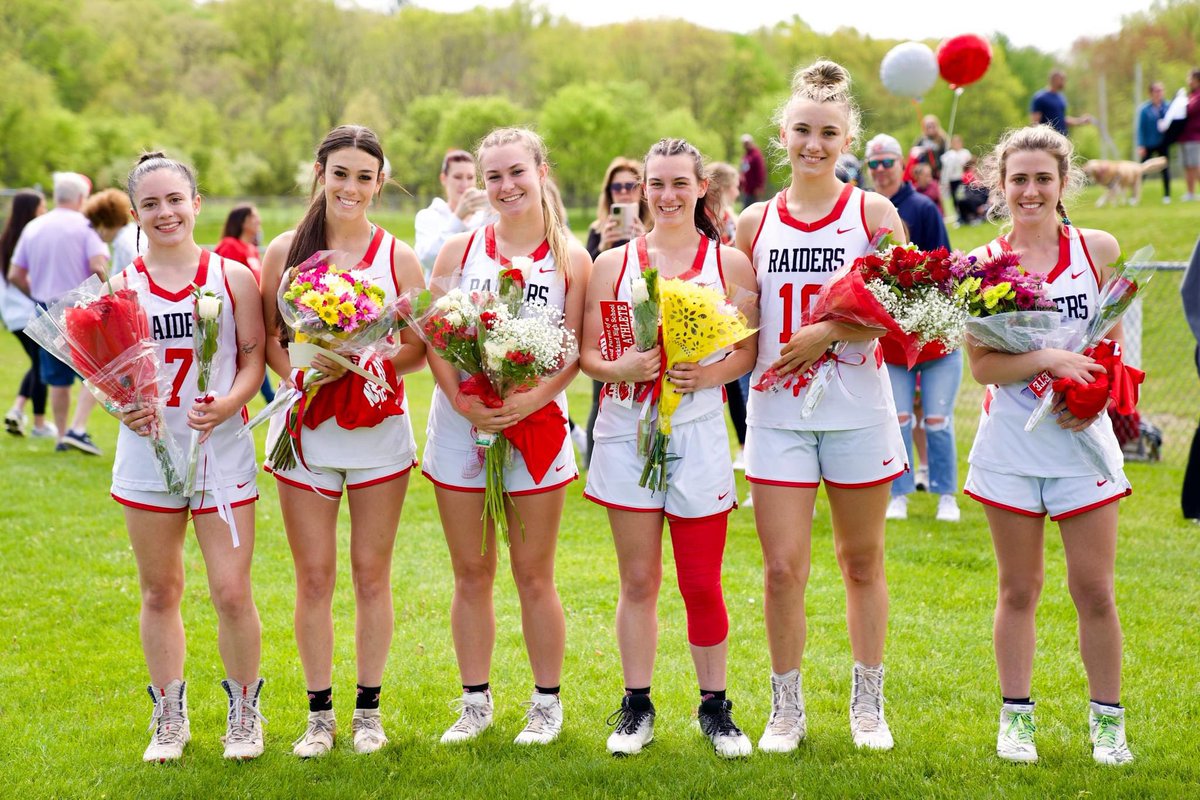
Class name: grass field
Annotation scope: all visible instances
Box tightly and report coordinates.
[1,190,1198,798]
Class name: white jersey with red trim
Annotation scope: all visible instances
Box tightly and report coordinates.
[747,186,894,430]
[426,225,570,449]
[112,252,257,492]
[268,226,416,469]
[592,235,727,443]
[968,226,1123,478]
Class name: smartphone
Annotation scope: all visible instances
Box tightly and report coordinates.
[611,202,637,239]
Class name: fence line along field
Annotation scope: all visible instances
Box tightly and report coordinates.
[0,196,1197,798]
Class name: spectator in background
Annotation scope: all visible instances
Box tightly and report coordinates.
[1136,81,1172,203]
[215,204,273,402]
[940,135,971,222]
[215,204,263,279]
[957,157,990,225]
[83,189,139,271]
[1030,70,1093,137]
[2,190,53,439]
[865,133,960,523]
[414,149,492,279]
[1180,69,1200,202]
[738,134,766,207]
[8,172,109,455]
[911,163,943,216]
[1182,234,1200,522]
[913,114,948,180]
[836,153,862,186]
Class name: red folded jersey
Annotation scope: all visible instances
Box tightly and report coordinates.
[303,354,405,430]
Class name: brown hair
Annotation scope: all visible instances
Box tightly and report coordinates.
[644,138,721,242]
[593,157,651,228]
[222,204,256,239]
[127,151,198,201]
[83,189,132,232]
[0,190,43,272]
[286,125,385,270]
[441,149,474,175]
[703,161,738,224]
[976,124,1085,226]
[475,127,570,275]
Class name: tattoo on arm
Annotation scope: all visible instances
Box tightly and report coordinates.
[239,340,258,355]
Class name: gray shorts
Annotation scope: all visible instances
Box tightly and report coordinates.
[1183,141,1200,169]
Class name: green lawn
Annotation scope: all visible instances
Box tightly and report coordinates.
[1,190,1198,798]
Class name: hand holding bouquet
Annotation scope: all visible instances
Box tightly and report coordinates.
[24,273,184,493]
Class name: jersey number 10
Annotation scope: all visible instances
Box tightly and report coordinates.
[778,284,821,344]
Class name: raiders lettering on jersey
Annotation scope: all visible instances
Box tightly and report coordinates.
[766,246,846,274]
[1054,293,1089,320]
[151,312,194,340]
[464,276,553,306]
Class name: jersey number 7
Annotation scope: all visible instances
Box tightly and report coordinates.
[163,348,194,408]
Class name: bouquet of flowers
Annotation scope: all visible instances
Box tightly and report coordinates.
[639,277,756,492]
[401,270,577,550]
[754,230,901,418]
[860,242,974,366]
[597,267,659,411]
[182,286,222,495]
[243,251,404,472]
[24,273,184,493]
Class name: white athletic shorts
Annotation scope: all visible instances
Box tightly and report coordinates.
[964,464,1131,521]
[422,432,577,495]
[744,419,907,488]
[584,411,736,520]
[111,479,258,515]
[268,458,417,497]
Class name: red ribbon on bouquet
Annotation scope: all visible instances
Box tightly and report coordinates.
[457,374,566,484]
[1050,339,1145,419]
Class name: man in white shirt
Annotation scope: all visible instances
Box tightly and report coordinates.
[414,150,495,279]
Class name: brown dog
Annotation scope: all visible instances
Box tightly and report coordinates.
[1083,157,1167,206]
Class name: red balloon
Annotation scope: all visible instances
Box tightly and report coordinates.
[937,34,992,88]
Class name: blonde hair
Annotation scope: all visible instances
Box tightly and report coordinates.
[476,127,570,275]
[594,156,650,228]
[976,125,1086,226]
[703,161,739,222]
[774,59,861,141]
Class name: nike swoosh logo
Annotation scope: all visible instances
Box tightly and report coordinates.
[539,265,555,274]
[1096,479,1108,487]
[236,480,253,489]
[718,491,730,501]
[1070,270,1086,279]
[836,226,855,235]
[883,457,895,466]
[555,464,566,472]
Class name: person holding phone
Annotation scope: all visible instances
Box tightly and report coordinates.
[585,158,652,262]
[415,149,494,279]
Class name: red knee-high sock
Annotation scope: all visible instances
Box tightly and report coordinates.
[667,513,730,647]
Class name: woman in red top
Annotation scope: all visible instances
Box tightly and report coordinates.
[215,205,263,281]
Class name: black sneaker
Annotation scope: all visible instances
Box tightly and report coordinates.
[62,430,101,455]
[606,695,655,755]
[697,698,751,758]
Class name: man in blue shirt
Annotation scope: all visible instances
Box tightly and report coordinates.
[1030,70,1093,137]
[864,134,949,251]
[1137,81,1172,203]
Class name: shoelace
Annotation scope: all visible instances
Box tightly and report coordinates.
[765,679,804,734]
[447,698,490,734]
[147,693,187,745]
[1092,714,1123,749]
[293,714,335,747]
[519,700,559,735]
[700,704,743,738]
[606,704,651,736]
[225,695,268,744]
[851,669,885,731]
[354,714,385,740]
[1004,711,1036,745]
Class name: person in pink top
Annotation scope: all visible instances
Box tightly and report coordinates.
[1179,69,1200,201]
[8,172,109,454]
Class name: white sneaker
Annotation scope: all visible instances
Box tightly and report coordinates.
[515,691,563,745]
[1090,702,1133,765]
[885,495,908,520]
[293,709,336,757]
[30,422,57,438]
[849,662,893,750]
[758,669,806,753]
[606,695,655,755]
[441,690,493,744]
[996,702,1037,763]
[914,466,929,492]
[698,698,752,758]
[352,708,388,754]
[4,409,25,437]
[731,447,746,471]
[936,494,961,522]
[1163,196,1172,204]
[221,678,266,760]
[143,680,190,763]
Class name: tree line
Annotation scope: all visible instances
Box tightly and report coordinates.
[2,0,1197,204]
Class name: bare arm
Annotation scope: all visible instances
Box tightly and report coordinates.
[260,231,296,386]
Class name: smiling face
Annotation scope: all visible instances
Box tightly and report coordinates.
[319,147,382,223]
[130,168,200,249]
[480,142,545,218]
[644,153,706,229]
[780,97,852,180]
[1003,149,1063,226]
[868,152,904,197]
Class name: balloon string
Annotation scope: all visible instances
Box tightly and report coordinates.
[946,87,964,141]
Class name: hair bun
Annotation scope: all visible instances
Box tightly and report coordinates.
[137,151,166,165]
[793,60,850,95]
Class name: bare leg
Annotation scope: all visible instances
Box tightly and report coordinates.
[508,489,567,687]
[278,483,341,691]
[126,508,189,687]
[827,482,891,664]
[609,509,664,689]
[435,486,497,686]
[753,483,816,673]
[986,506,1045,698]
[1060,502,1123,704]
[194,503,261,683]
[347,475,408,686]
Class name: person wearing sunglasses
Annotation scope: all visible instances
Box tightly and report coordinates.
[864,134,961,526]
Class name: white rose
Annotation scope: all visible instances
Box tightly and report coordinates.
[484,339,507,371]
[197,295,221,320]
[446,310,463,327]
[630,277,648,305]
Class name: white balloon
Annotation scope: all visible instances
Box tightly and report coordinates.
[880,41,938,99]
